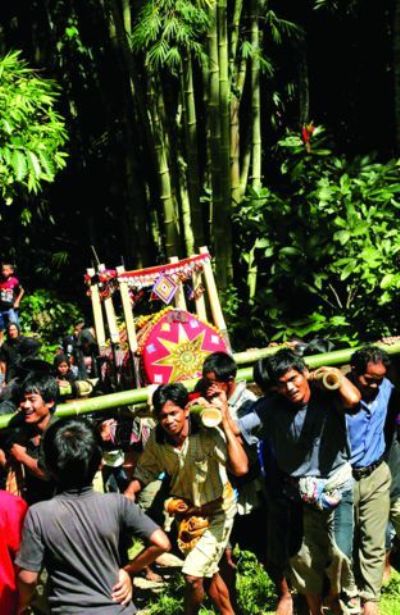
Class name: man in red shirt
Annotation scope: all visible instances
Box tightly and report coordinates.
[0,490,28,614]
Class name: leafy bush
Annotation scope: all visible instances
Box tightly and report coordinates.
[19,289,82,362]
[381,570,400,615]
[144,550,276,615]
[0,51,68,205]
[233,128,400,347]
[235,549,276,615]
[147,575,185,615]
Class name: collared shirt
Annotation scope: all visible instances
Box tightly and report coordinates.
[228,382,262,515]
[239,388,350,479]
[133,423,235,511]
[228,381,257,420]
[346,377,394,468]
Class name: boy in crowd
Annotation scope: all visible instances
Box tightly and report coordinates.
[228,349,361,615]
[15,418,170,614]
[348,347,396,615]
[0,263,24,331]
[202,352,261,523]
[125,383,249,615]
[201,352,262,608]
[7,373,58,504]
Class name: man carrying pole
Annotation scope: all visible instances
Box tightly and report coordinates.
[227,348,361,615]
[124,382,248,615]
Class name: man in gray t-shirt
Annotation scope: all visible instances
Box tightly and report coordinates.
[16,418,170,614]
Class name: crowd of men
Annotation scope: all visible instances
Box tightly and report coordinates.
[0,317,400,615]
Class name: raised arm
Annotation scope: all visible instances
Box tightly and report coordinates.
[211,391,249,476]
[14,284,24,308]
[310,366,361,410]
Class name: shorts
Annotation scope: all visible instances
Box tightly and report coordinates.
[182,508,235,578]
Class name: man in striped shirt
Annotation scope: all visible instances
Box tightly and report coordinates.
[125,382,248,615]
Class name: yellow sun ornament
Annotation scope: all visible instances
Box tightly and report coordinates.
[153,324,210,382]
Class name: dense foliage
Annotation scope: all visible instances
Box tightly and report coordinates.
[145,550,276,615]
[0,51,68,205]
[231,128,400,348]
[0,1,399,349]
[141,550,400,615]
[19,289,82,361]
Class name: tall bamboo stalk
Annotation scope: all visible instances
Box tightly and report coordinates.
[394,0,400,153]
[229,0,243,208]
[148,77,180,256]
[104,0,154,264]
[250,0,262,190]
[231,55,248,205]
[181,52,204,248]
[177,152,195,254]
[207,4,222,259]
[215,0,233,289]
[298,40,310,127]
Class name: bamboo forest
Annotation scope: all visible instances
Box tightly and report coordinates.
[1,1,400,614]
[0,0,397,348]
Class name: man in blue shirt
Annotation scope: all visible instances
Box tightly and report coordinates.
[348,346,394,615]
[231,349,361,615]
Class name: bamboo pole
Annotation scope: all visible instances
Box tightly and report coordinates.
[192,266,207,321]
[1,342,400,429]
[199,246,230,348]
[169,256,187,310]
[234,341,400,367]
[116,266,138,354]
[99,265,120,345]
[86,268,106,351]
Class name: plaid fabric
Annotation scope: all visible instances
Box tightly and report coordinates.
[134,426,235,510]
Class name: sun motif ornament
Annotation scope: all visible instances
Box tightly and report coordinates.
[139,309,228,384]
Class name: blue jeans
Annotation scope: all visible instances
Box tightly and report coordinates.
[0,308,19,331]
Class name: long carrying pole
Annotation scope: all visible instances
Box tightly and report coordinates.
[1,341,400,430]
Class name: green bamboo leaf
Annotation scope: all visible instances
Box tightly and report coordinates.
[1,119,13,134]
[333,230,350,245]
[340,264,354,281]
[38,151,55,179]
[26,150,41,178]
[11,149,28,181]
[380,274,395,289]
